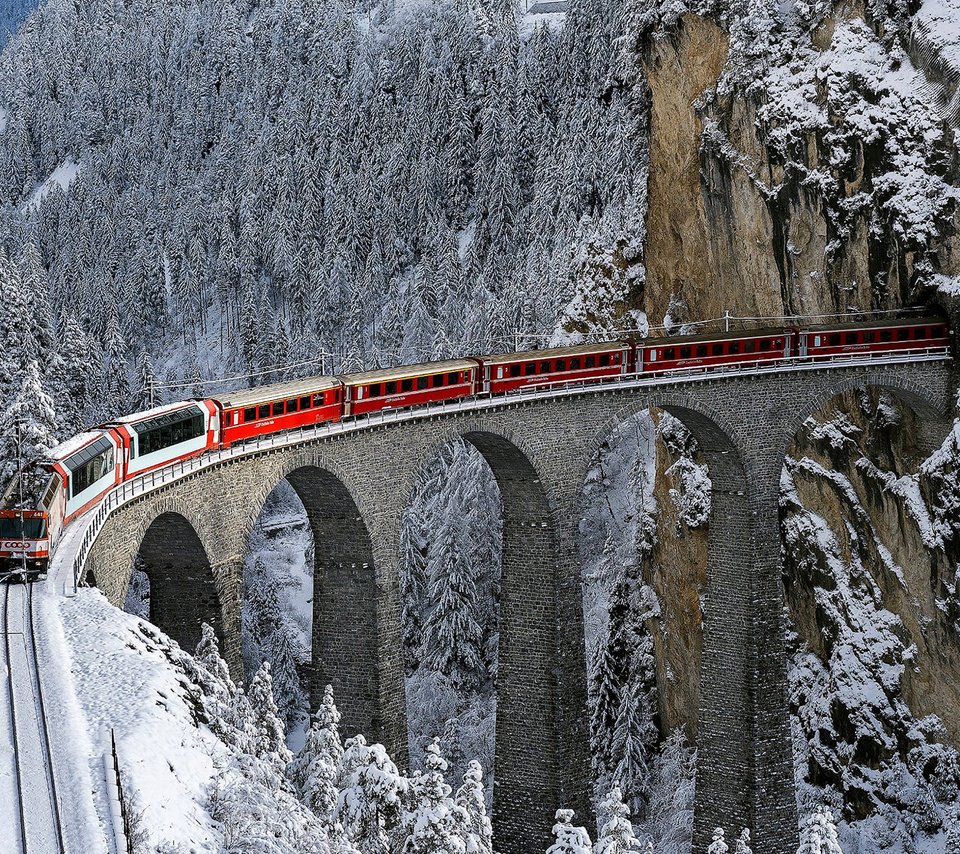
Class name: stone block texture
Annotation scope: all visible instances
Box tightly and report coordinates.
[81,360,954,854]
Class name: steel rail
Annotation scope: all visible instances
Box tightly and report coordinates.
[67,347,953,587]
[24,585,67,852]
[4,583,28,854]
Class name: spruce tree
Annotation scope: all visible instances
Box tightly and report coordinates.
[1,361,58,504]
[400,739,469,854]
[707,828,728,854]
[453,760,493,854]
[734,828,752,854]
[595,786,641,854]
[289,684,344,824]
[247,662,293,772]
[547,809,594,854]
[336,734,407,854]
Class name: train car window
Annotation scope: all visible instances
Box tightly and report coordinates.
[448,372,459,384]
[418,376,429,390]
[696,345,708,357]
[897,328,909,341]
[745,341,756,353]
[259,405,269,419]
[272,401,284,416]
[829,334,841,346]
[648,350,657,362]
[915,327,927,339]
[368,384,380,397]
[540,361,551,372]
[402,379,413,392]
[585,355,596,368]
[433,374,444,388]
[300,396,311,409]
[570,357,581,369]
[664,348,675,360]
[556,359,566,370]
[286,399,298,413]
[525,363,536,375]
[880,330,892,342]
[67,436,116,498]
[759,339,771,352]
[845,333,857,345]
[599,354,610,367]
[244,407,256,422]
[614,353,621,363]
[135,408,205,458]
[864,332,875,343]
[386,381,397,394]
[680,347,691,359]
[509,364,522,377]
[312,394,323,407]
[729,342,740,354]
[712,343,723,356]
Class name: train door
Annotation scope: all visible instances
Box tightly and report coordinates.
[797,330,808,357]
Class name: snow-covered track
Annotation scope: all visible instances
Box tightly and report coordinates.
[1,582,67,854]
[2,583,28,853]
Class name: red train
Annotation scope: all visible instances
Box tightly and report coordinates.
[1,315,947,580]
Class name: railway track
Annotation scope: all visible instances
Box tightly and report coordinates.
[2,581,67,853]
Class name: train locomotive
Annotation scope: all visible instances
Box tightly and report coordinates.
[1,314,948,581]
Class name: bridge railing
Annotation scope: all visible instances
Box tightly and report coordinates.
[67,347,951,588]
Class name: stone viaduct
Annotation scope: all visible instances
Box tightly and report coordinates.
[80,357,954,854]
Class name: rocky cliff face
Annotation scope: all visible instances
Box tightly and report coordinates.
[639,5,960,327]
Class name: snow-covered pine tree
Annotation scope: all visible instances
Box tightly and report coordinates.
[797,806,844,854]
[547,809,594,854]
[289,684,344,824]
[400,738,469,854]
[453,760,493,854]
[595,786,641,853]
[335,734,407,854]
[0,360,58,503]
[707,828,728,854]
[195,622,236,694]
[421,523,485,689]
[735,828,752,854]
[247,661,293,774]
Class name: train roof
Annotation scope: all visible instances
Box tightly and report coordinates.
[644,326,788,346]
[480,340,626,365]
[108,399,205,425]
[210,376,341,409]
[339,359,477,385]
[46,430,110,462]
[800,315,945,333]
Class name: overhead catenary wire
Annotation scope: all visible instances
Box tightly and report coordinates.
[150,306,931,393]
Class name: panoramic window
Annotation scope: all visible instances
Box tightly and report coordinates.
[135,408,205,458]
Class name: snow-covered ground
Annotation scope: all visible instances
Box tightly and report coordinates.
[59,590,222,852]
[23,157,80,211]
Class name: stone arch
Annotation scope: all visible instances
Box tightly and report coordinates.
[404,422,572,854]
[587,392,789,851]
[777,371,953,461]
[135,511,222,654]
[243,457,382,745]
